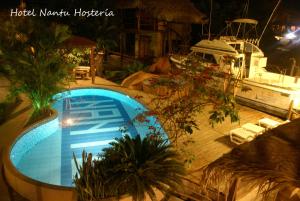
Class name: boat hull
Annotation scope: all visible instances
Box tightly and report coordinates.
[236,79,298,118]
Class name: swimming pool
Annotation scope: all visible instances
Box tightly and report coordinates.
[10,88,165,187]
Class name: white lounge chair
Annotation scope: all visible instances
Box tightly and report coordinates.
[258,118,280,130]
[230,123,265,145]
[229,127,257,145]
[242,123,265,135]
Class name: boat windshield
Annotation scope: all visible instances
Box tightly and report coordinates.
[229,44,241,52]
[234,57,243,68]
[192,52,217,64]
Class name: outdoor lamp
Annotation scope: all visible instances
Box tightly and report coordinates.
[285,32,297,40]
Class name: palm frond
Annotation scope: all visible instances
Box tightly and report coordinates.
[199,119,300,200]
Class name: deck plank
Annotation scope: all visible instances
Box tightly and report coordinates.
[177,104,283,171]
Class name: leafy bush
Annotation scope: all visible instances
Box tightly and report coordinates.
[0,18,72,120]
[62,48,90,66]
[73,152,114,201]
[104,60,146,83]
[74,135,185,201]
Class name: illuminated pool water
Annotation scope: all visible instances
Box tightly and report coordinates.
[10,88,165,187]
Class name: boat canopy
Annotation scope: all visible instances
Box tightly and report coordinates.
[232,18,258,25]
[191,39,239,57]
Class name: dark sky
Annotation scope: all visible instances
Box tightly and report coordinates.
[0,0,115,9]
[0,0,299,12]
[0,0,299,10]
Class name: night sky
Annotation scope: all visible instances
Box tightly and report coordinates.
[0,0,299,10]
[1,0,300,67]
[0,0,300,18]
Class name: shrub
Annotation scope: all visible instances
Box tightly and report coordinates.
[74,135,185,201]
[0,18,72,121]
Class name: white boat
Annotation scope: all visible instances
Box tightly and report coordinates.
[170,19,300,118]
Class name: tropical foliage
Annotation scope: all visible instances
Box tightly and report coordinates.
[0,18,72,120]
[133,56,239,143]
[95,17,118,53]
[73,151,112,201]
[105,60,146,83]
[199,119,300,200]
[62,48,90,66]
[74,135,185,201]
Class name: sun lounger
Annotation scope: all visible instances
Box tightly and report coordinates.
[230,127,257,145]
[241,123,265,135]
[258,118,280,129]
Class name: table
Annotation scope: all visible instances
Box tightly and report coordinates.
[75,70,89,79]
[75,66,91,72]
[74,66,90,79]
[258,118,280,129]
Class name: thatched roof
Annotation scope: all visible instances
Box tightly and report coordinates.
[62,36,96,48]
[201,118,300,200]
[117,0,207,24]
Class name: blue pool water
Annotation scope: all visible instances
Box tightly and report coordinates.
[10,88,165,187]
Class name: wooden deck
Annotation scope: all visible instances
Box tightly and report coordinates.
[177,105,283,171]
[0,77,284,201]
[70,78,284,170]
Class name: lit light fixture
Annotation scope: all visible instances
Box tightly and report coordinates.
[274,35,283,41]
[65,118,74,126]
[291,94,300,110]
[285,32,297,40]
[293,97,300,109]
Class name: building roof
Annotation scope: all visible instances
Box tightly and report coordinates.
[200,118,300,200]
[62,36,96,48]
[117,0,207,24]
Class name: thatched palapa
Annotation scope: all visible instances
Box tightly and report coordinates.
[117,0,207,24]
[61,36,97,83]
[62,36,96,48]
[200,118,300,200]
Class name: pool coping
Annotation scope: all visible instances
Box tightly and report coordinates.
[3,86,162,201]
[2,107,80,201]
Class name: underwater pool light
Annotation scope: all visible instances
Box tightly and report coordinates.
[65,118,74,126]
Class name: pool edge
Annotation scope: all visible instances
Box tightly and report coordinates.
[3,108,78,201]
[3,86,157,201]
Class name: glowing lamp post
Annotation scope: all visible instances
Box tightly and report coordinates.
[288,93,300,120]
[285,32,297,40]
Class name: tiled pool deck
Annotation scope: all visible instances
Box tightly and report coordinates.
[0,77,283,201]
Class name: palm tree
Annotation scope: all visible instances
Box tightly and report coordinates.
[95,17,118,76]
[73,135,186,201]
[0,17,72,122]
[73,152,113,201]
[102,135,185,201]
